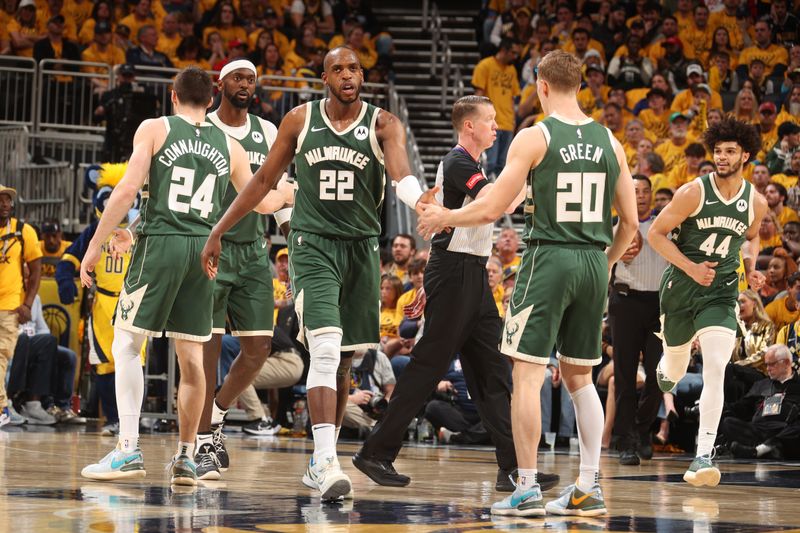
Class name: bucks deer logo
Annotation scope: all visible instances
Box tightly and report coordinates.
[119,299,134,321]
[505,322,520,345]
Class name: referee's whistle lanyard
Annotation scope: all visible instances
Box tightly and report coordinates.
[454,144,478,163]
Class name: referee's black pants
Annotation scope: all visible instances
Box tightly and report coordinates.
[361,248,516,470]
[607,288,663,449]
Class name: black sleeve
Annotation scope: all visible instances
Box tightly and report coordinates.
[443,152,490,200]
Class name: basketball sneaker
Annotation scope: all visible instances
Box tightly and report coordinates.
[302,455,353,501]
[101,422,119,436]
[490,484,545,517]
[212,424,229,471]
[4,404,26,425]
[243,417,282,436]
[545,483,608,516]
[683,454,721,487]
[656,362,677,393]
[194,443,221,481]
[81,447,146,480]
[168,454,197,486]
[20,401,57,425]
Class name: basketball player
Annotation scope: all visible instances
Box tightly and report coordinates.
[418,50,638,516]
[200,47,435,501]
[79,67,289,485]
[195,59,290,480]
[649,116,767,486]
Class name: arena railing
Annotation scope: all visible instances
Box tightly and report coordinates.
[0,56,37,129]
[37,59,111,134]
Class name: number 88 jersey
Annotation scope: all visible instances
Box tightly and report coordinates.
[292,99,386,239]
[525,115,620,246]
[139,116,231,237]
[672,173,753,279]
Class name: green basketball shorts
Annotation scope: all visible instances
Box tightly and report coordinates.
[288,230,380,351]
[114,234,214,342]
[501,244,607,366]
[212,238,275,337]
[659,265,739,347]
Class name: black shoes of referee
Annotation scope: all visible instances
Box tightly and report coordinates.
[353,452,560,492]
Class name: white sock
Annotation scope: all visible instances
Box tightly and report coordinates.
[696,329,735,457]
[211,398,227,426]
[756,443,773,457]
[312,423,336,462]
[112,328,146,454]
[177,441,194,458]
[196,432,213,450]
[570,383,604,492]
[517,468,538,490]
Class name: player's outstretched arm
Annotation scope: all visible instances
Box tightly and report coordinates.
[202,105,304,278]
[80,119,158,288]
[417,127,539,239]
[377,110,439,213]
[742,190,769,290]
[647,180,717,287]
[228,139,291,214]
[607,140,639,269]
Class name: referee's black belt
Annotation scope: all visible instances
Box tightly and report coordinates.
[430,246,488,265]
[612,284,658,298]
[96,286,120,297]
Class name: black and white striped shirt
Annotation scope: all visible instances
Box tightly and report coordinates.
[431,146,494,257]
[614,216,668,291]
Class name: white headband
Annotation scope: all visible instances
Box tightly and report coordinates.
[219,59,257,80]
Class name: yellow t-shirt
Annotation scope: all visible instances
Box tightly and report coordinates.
[562,38,606,61]
[766,296,800,331]
[81,43,126,72]
[38,240,71,277]
[678,26,711,61]
[739,44,789,74]
[650,172,676,194]
[675,11,695,36]
[203,25,249,48]
[118,13,156,46]
[577,85,610,115]
[760,233,783,250]
[380,307,400,339]
[638,108,671,140]
[0,219,42,310]
[395,287,418,325]
[8,19,41,58]
[471,57,520,131]
[656,140,689,171]
[670,88,723,114]
[272,277,287,323]
[248,28,291,58]
[501,255,521,273]
[771,174,799,190]
[778,206,800,228]
[667,164,695,190]
[708,11,745,50]
[173,57,211,70]
[493,284,505,317]
[64,0,93,30]
[776,110,800,127]
[758,125,778,162]
[157,33,181,62]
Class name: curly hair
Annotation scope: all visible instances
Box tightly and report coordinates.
[701,116,762,163]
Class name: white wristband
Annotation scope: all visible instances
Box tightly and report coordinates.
[395,175,424,209]
[274,207,292,226]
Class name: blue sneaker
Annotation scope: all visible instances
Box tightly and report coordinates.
[169,454,197,486]
[2,405,26,426]
[81,447,146,481]
[545,483,607,516]
[656,361,677,393]
[491,484,545,517]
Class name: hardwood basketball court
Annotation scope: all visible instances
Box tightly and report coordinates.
[1,426,797,532]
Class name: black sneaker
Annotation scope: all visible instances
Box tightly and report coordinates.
[352,452,410,487]
[495,469,560,492]
[730,441,757,459]
[619,448,641,465]
[243,417,282,436]
[639,434,654,460]
[194,443,221,480]
[212,424,229,471]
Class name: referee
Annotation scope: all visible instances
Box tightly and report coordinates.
[608,175,669,465]
[353,96,558,492]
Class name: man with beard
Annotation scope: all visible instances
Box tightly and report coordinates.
[196,60,288,480]
[387,233,415,284]
[201,47,435,501]
[649,117,768,487]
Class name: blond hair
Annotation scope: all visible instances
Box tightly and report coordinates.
[537,50,582,93]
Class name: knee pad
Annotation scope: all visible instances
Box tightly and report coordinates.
[306,330,342,390]
[111,328,146,364]
[662,340,693,383]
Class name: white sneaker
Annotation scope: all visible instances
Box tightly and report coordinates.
[21,401,57,425]
[302,455,353,501]
[101,422,119,436]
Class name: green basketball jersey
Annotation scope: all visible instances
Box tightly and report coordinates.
[292,99,385,239]
[140,115,231,236]
[524,115,620,246]
[673,173,754,278]
[207,111,275,243]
